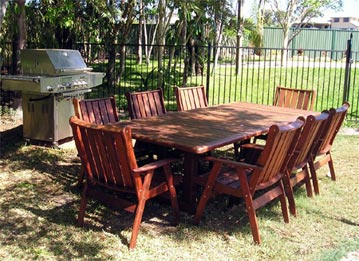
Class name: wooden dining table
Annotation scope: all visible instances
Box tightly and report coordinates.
[116,102,316,212]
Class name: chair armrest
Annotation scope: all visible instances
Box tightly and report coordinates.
[240,143,265,151]
[132,158,179,174]
[204,156,263,172]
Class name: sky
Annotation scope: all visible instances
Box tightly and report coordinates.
[237,0,359,20]
[322,0,359,19]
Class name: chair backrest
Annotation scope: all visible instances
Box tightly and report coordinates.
[125,88,167,119]
[73,97,119,125]
[274,86,316,110]
[314,102,350,155]
[70,116,137,189]
[287,113,329,171]
[253,119,304,187]
[175,86,208,111]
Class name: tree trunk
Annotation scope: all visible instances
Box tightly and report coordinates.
[12,0,26,74]
[156,0,165,89]
[281,30,290,67]
[137,0,143,64]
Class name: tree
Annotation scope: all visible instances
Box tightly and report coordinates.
[264,0,342,64]
[0,0,8,31]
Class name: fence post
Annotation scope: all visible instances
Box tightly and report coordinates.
[343,33,353,104]
[206,42,211,102]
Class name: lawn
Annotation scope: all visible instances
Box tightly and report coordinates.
[0,123,358,260]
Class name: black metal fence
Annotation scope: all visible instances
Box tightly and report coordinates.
[1,39,358,122]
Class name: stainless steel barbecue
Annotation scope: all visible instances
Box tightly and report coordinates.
[1,49,104,145]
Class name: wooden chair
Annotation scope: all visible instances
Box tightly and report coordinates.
[175,86,208,111]
[193,119,304,244]
[309,102,350,195]
[282,113,329,215]
[73,97,119,125]
[274,86,316,110]
[69,116,180,249]
[239,113,329,216]
[72,97,119,186]
[241,86,317,156]
[125,88,178,158]
[125,88,167,119]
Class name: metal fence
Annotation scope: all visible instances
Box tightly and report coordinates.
[1,39,358,122]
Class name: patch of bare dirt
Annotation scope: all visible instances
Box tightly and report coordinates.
[0,114,23,132]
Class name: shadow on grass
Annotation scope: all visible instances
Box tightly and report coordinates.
[0,128,188,253]
[1,125,310,255]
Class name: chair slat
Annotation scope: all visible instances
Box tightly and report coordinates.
[274,86,316,110]
[126,89,167,119]
[175,86,208,111]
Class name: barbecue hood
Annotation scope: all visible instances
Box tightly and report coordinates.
[20,49,93,76]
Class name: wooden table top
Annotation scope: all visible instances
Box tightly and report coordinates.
[118,102,316,154]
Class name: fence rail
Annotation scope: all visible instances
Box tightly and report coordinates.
[1,41,358,122]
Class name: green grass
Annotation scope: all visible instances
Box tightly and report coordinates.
[0,129,358,260]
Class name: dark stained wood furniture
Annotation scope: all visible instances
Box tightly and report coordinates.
[309,102,350,194]
[70,116,180,249]
[192,120,304,244]
[240,112,330,216]
[283,112,329,215]
[274,85,316,110]
[125,88,170,159]
[114,102,316,211]
[175,86,208,111]
[125,88,167,119]
[245,86,317,155]
[72,97,119,186]
[73,97,119,125]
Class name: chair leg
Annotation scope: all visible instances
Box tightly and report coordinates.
[77,183,88,226]
[303,166,313,197]
[327,152,336,181]
[77,165,85,187]
[237,169,260,244]
[163,165,179,225]
[309,160,320,195]
[130,193,147,249]
[278,182,289,223]
[282,172,296,217]
[193,162,222,225]
[129,171,154,249]
[233,139,250,161]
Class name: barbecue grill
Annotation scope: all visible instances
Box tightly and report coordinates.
[1,49,104,145]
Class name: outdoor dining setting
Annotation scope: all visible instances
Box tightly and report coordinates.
[68,86,350,249]
[1,1,359,259]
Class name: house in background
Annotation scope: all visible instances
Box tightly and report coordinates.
[330,16,359,30]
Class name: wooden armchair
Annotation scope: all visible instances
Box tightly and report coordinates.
[239,113,329,216]
[72,97,119,186]
[274,86,316,110]
[69,116,180,249]
[282,113,329,215]
[125,88,167,119]
[175,86,208,111]
[193,119,304,244]
[125,88,178,158]
[243,86,317,154]
[73,97,119,125]
[309,102,350,194]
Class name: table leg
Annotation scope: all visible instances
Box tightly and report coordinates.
[182,152,200,213]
